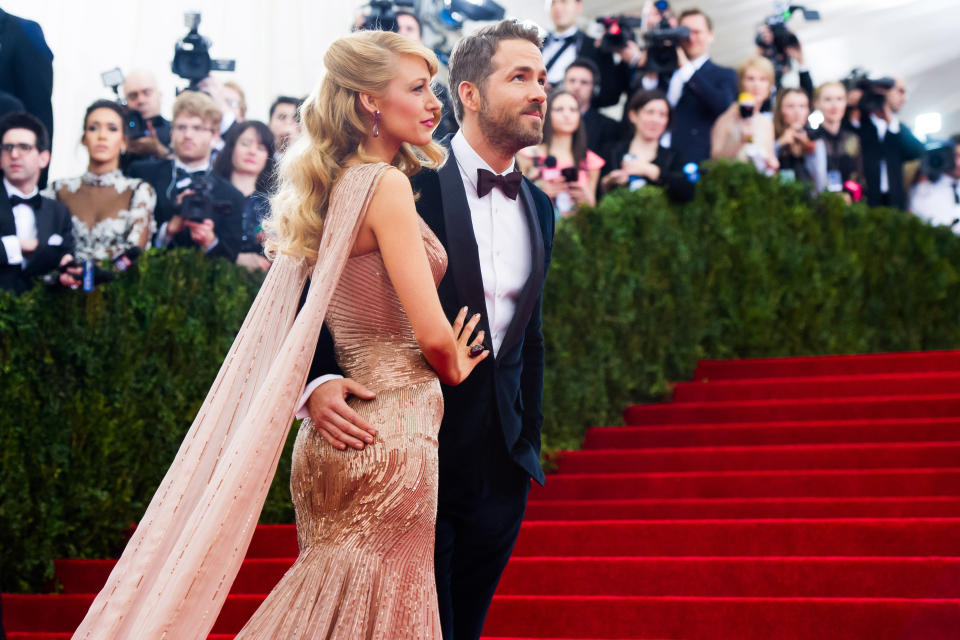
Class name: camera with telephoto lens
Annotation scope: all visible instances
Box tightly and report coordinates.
[178,173,231,223]
[596,15,645,55]
[921,140,957,182]
[100,67,148,140]
[642,1,690,74]
[172,12,236,91]
[856,75,895,116]
[754,3,820,82]
[361,0,416,32]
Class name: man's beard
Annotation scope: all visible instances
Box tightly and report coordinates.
[477,96,543,157]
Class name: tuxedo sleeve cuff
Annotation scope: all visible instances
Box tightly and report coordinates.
[295,374,344,420]
[155,222,171,248]
[2,235,23,265]
[204,236,220,253]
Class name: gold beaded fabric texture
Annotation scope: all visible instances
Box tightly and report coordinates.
[235,205,449,636]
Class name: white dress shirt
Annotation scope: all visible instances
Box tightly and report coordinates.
[296,132,534,417]
[1,177,40,268]
[869,113,900,195]
[910,174,960,230]
[543,26,580,87]
[450,130,532,356]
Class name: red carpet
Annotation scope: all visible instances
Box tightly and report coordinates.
[5,349,960,638]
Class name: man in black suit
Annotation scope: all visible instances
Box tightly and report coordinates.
[300,20,554,640]
[129,91,243,262]
[0,9,53,188]
[121,69,172,169]
[0,112,74,294]
[564,57,624,157]
[856,79,924,209]
[654,8,737,164]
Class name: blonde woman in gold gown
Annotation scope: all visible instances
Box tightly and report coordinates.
[71,30,487,640]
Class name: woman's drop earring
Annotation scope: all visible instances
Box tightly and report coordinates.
[373,110,381,138]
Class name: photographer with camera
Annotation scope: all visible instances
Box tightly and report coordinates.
[128,91,243,262]
[773,88,816,183]
[654,8,738,164]
[0,112,77,294]
[121,69,172,166]
[48,100,156,262]
[910,136,960,229]
[853,76,924,209]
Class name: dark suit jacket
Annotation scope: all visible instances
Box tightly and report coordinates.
[308,154,555,492]
[662,59,738,164]
[583,108,625,160]
[127,158,244,262]
[0,184,73,294]
[858,116,925,210]
[602,140,695,203]
[0,10,53,144]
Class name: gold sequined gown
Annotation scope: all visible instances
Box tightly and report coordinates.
[234,216,447,639]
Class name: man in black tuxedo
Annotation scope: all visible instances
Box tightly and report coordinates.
[0,9,53,188]
[856,79,924,210]
[300,20,554,640]
[129,91,243,263]
[0,112,74,294]
[654,8,737,164]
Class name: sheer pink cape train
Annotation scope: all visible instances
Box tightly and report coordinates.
[71,163,392,639]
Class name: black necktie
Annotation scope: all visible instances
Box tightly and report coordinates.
[477,168,522,200]
[9,193,42,210]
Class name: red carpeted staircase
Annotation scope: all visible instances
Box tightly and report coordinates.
[6,350,960,638]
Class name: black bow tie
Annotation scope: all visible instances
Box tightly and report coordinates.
[9,193,42,210]
[550,33,577,45]
[477,168,522,200]
[176,167,207,182]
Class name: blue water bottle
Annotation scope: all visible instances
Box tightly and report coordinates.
[82,259,95,292]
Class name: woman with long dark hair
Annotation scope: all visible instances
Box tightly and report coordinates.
[213,120,276,270]
[517,89,603,215]
[49,99,156,260]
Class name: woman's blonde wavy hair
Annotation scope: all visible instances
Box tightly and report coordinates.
[263,30,446,261]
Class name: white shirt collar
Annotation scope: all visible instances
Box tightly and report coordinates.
[552,25,578,39]
[4,177,38,199]
[450,130,517,196]
[690,53,710,71]
[173,157,211,173]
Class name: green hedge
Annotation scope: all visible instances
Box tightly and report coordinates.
[5,162,960,591]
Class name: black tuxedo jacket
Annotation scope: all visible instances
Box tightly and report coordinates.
[0,183,73,294]
[583,108,624,159]
[308,154,555,489]
[858,116,925,210]
[0,9,53,145]
[127,158,244,262]
[660,59,738,164]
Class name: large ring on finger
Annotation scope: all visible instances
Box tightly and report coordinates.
[469,344,485,358]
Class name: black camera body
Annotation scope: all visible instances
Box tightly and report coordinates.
[755,4,820,81]
[921,140,957,182]
[361,0,416,32]
[178,173,230,223]
[856,76,895,116]
[643,23,690,74]
[172,12,236,91]
[100,68,149,140]
[596,15,645,54]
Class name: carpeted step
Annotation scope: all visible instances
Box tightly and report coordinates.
[529,468,960,501]
[674,372,960,403]
[524,496,960,520]
[693,350,960,380]
[554,442,960,474]
[483,595,960,639]
[497,556,960,597]
[582,418,960,449]
[8,592,960,637]
[624,394,960,425]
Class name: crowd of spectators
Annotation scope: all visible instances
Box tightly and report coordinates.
[0,1,957,297]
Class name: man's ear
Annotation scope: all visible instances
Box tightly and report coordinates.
[458,81,481,116]
[38,150,51,170]
[357,92,379,117]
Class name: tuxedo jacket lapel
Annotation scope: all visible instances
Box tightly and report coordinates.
[497,178,545,361]
[438,152,493,351]
[0,182,15,237]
